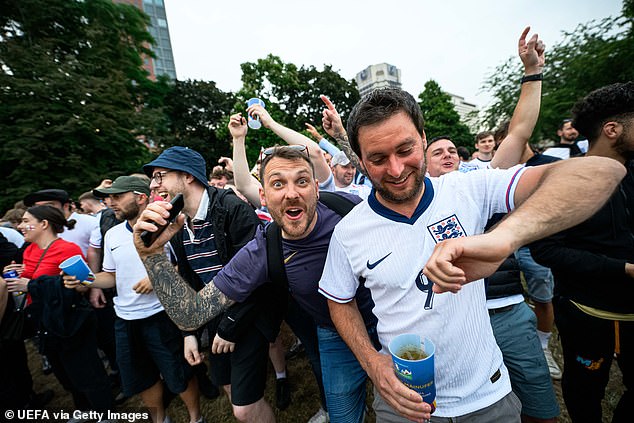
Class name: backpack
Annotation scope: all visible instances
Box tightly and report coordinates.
[265,191,356,289]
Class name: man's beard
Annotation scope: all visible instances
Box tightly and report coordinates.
[117,203,140,222]
[369,167,426,204]
[270,199,317,239]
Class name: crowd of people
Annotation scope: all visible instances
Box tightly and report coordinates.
[1,26,632,423]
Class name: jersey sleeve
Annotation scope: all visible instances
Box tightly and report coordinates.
[319,172,336,192]
[461,165,526,216]
[102,230,115,273]
[318,229,359,303]
[89,225,102,250]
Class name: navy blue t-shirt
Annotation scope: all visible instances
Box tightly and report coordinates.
[213,201,377,328]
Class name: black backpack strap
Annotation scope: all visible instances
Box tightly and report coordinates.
[266,222,289,290]
[318,191,356,216]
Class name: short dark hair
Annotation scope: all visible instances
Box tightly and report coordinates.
[475,131,494,142]
[427,135,453,150]
[27,205,76,233]
[259,145,315,183]
[572,82,634,143]
[558,118,574,131]
[78,191,99,202]
[456,146,471,161]
[347,88,425,158]
[210,167,234,181]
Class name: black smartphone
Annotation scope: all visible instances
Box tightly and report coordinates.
[140,193,184,247]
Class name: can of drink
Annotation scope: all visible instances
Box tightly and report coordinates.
[3,270,26,311]
[2,270,19,279]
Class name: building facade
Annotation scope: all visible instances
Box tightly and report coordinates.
[114,0,177,80]
[355,63,402,97]
[448,92,480,132]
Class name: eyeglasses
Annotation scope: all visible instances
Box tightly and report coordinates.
[151,170,174,185]
[262,145,310,158]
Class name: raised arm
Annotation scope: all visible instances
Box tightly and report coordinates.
[306,122,341,157]
[424,156,626,292]
[133,203,235,330]
[247,103,332,183]
[491,26,545,169]
[320,95,366,176]
[229,113,263,208]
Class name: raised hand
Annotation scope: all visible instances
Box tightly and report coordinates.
[246,103,274,128]
[228,113,247,140]
[321,94,346,139]
[305,122,323,141]
[518,26,545,75]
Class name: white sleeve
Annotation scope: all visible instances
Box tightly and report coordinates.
[319,172,336,192]
[89,225,102,250]
[102,231,115,273]
[318,229,359,303]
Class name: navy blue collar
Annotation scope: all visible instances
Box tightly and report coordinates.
[368,178,434,224]
[125,221,134,233]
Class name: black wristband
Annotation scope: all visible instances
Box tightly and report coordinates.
[521,73,543,84]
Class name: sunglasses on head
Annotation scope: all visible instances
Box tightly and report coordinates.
[262,144,310,157]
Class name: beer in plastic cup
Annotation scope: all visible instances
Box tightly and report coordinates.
[388,334,436,413]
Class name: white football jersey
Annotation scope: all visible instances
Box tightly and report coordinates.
[319,166,525,417]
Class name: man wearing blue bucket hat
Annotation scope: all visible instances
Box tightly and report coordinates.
[142,146,275,423]
[66,175,206,423]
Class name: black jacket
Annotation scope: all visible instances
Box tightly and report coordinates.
[171,187,284,342]
[530,161,634,313]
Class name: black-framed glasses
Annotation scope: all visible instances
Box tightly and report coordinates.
[262,145,310,158]
[151,170,174,185]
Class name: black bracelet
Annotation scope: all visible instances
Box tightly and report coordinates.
[521,73,543,84]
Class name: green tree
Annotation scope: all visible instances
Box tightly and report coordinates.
[235,55,359,164]
[154,79,236,172]
[0,0,161,211]
[481,0,634,143]
[418,80,474,149]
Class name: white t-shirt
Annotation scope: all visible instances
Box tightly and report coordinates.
[319,166,525,417]
[0,227,24,248]
[60,212,100,255]
[334,183,371,200]
[103,221,164,320]
[468,157,492,169]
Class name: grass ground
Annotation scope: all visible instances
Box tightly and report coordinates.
[28,324,624,423]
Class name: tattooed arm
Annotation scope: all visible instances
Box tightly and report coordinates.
[133,201,235,331]
[142,254,235,331]
[320,94,366,177]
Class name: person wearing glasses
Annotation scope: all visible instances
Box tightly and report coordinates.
[143,146,268,423]
[64,176,206,423]
[134,133,378,423]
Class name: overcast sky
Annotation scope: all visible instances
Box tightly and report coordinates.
[162,0,623,110]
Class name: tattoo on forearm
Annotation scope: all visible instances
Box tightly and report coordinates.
[143,254,235,331]
[335,133,365,177]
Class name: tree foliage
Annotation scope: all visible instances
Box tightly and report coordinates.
[0,0,162,210]
[154,79,236,172]
[235,54,360,164]
[481,0,634,143]
[418,80,474,150]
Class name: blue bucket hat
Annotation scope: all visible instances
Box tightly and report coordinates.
[143,146,209,187]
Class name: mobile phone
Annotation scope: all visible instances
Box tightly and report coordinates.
[140,194,184,247]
